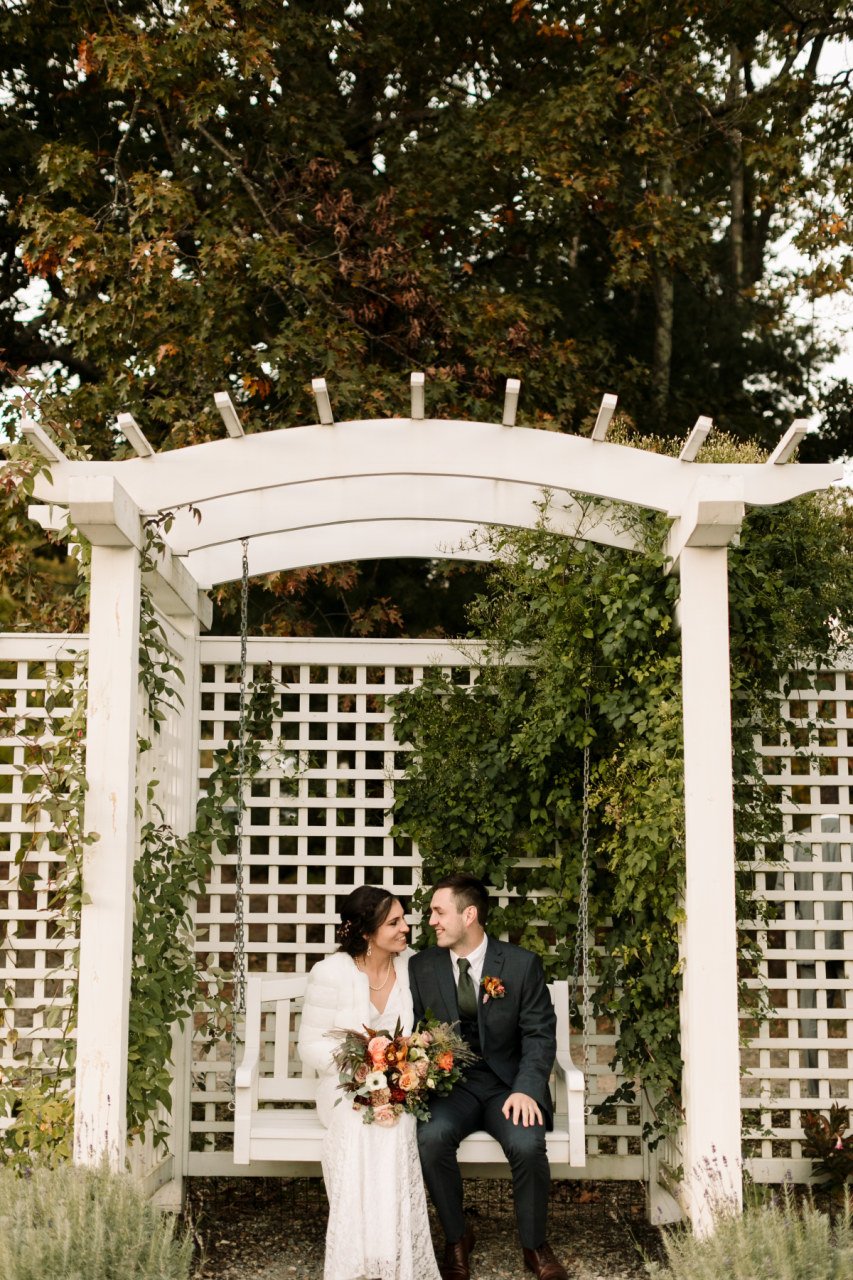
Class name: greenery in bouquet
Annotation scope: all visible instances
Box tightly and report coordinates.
[329,1017,477,1126]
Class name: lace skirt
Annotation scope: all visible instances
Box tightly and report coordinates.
[321,1100,441,1280]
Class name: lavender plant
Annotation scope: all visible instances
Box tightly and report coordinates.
[0,1162,193,1280]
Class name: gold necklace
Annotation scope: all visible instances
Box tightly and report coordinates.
[358,956,393,992]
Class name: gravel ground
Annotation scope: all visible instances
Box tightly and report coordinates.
[187,1178,666,1280]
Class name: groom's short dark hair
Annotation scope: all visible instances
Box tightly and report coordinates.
[433,873,490,925]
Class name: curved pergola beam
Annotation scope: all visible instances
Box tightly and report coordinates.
[182,512,633,587]
[34,419,840,523]
[185,520,493,586]
[163,474,640,585]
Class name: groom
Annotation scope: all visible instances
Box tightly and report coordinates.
[409,873,569,1280]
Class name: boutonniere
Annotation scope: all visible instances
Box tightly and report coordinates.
[481,975,506,1003]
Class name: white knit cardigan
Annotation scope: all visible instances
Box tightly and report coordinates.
[296,948,415,1126]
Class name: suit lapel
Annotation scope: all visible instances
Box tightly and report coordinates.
[478,936,506,1044]
[435,947,459,1023]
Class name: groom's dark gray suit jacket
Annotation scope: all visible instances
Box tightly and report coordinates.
[409,937,558,1127]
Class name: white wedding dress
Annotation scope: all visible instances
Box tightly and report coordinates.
[321,981,441,1280]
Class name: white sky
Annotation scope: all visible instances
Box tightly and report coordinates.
[795,37,853,386]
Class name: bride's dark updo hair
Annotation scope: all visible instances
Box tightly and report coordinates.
[336,885,398,957]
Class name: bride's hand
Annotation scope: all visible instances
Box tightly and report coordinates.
[501,1092,543,1127]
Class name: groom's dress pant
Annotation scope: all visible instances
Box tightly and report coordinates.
[417,1063,549,1249]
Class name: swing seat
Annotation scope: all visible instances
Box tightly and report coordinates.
[233,974,586,1170]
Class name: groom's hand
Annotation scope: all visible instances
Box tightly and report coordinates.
[502,1092,543,1127]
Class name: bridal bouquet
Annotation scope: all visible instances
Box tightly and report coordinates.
[329,1019,478,1126]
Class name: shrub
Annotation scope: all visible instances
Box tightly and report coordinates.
[0,1161,193,1280]
[0,1082,74,1170]
[646,1192,852,1280]
[802,1105,853,1197]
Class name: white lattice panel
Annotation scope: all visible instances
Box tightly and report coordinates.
[187,639,637,1176]
[741,669,852,1181]
[1,633,850,1187]
[0,636,86,1103]
[0,622,191,1190]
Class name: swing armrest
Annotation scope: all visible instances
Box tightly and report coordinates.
[233,1043,260,1165]
[554,1049,585,1095]
[554,1047,588,1169]
[235,1043,261,1092]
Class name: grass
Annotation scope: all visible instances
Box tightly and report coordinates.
[0,1161,193,1280]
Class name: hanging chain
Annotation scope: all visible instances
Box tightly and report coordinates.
[570,691,593,1101]
[228,538,250,1106]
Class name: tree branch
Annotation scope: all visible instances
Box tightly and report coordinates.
[112,90,142,213]
[0,329,102,382]
[349,105,442,149]
[193,122,282,238]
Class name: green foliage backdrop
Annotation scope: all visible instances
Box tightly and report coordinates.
[2,1,852,634]
[391,437,853,1140]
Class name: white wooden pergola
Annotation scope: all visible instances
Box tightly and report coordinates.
[24,379,842,1231]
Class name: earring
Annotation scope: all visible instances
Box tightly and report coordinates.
[367,942,372,958]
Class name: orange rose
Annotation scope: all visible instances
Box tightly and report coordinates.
[398,1065,421,1092]
[436,1051,454,1071]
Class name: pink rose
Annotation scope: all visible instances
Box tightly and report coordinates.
[367,1035,392,1066]
[354,1062,371,1084]
[414,1058,429,1080]
[372,1104,398,1127]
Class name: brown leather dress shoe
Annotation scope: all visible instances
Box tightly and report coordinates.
[440,1226,475,1280]
[523,1241,569,1280]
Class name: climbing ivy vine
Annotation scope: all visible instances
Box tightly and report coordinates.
[1,485,286,1158]
[128,653,284,1145]
[128,518,287,1146]
[391,435,853,1144]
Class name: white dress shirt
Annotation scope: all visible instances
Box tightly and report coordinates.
[450,932,489,989]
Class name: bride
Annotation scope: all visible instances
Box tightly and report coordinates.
[297,885,442,1280]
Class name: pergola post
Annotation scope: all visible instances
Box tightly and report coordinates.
[677,544,742,1232]
[74,541,141,1166]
